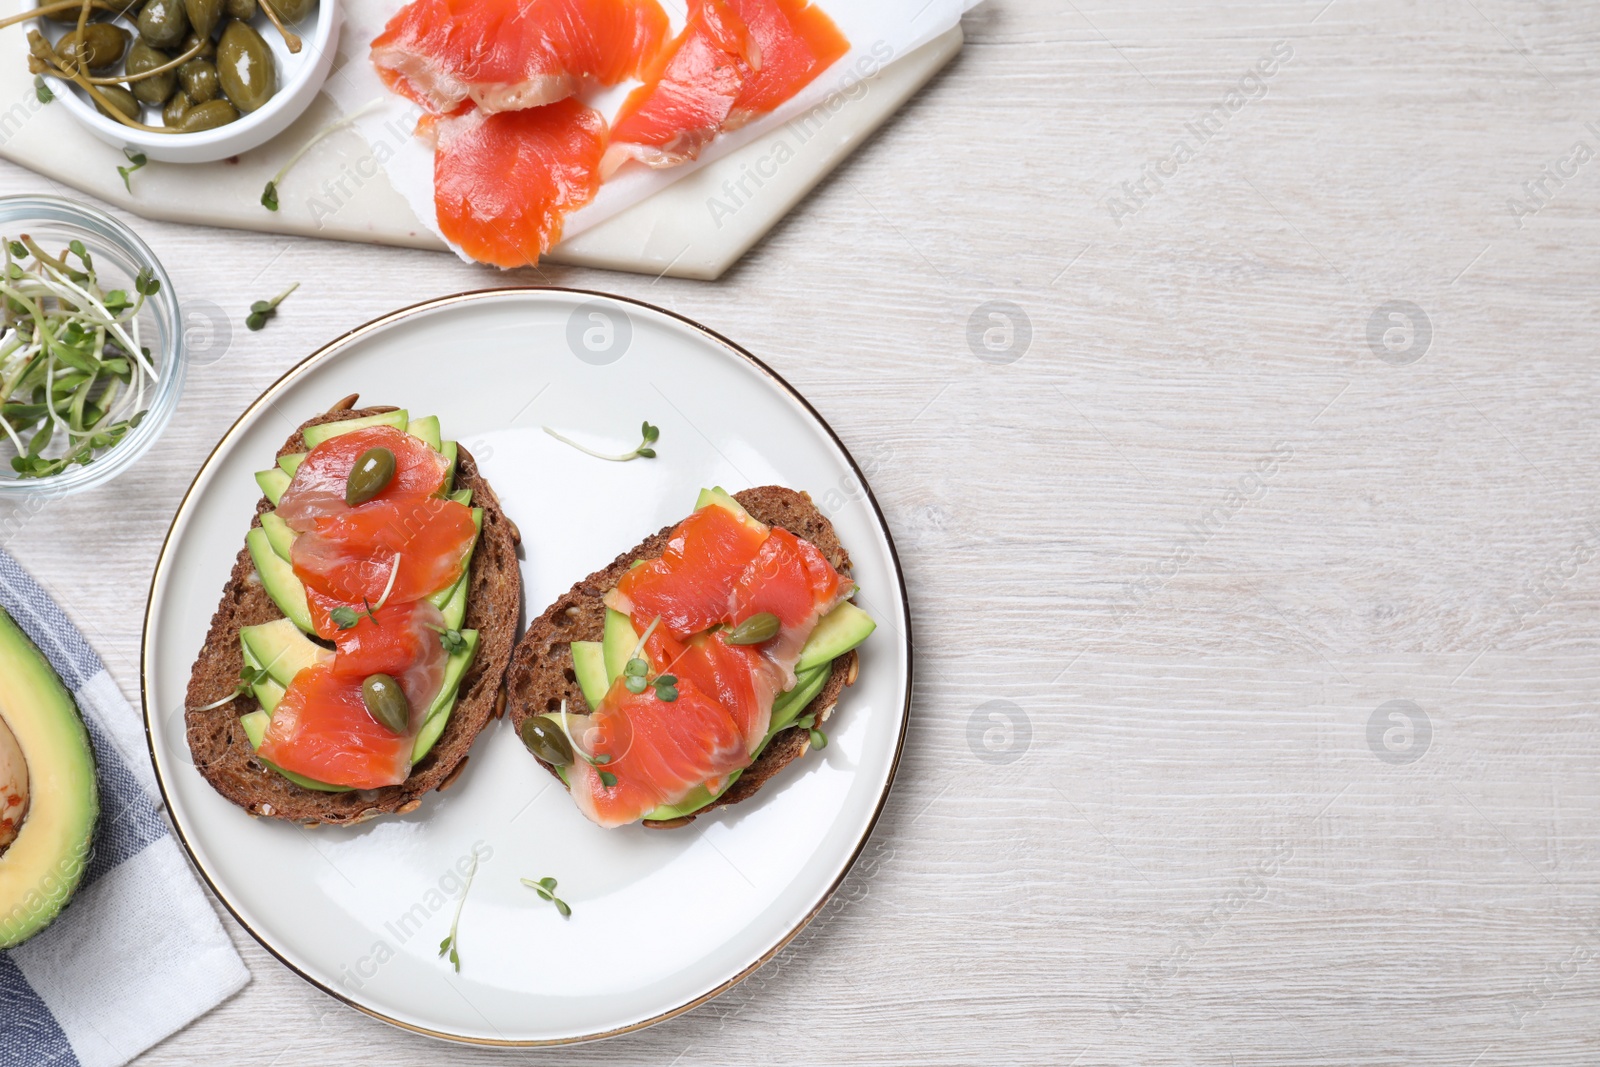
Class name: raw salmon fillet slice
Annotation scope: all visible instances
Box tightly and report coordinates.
[725,0,846,121]
[603,0,757,175]
[292,497,479,606]
[563,676,749,827]
[608,501,771,639]
[426,100,608,269]
[276,425,449,534]
[371,0,670,115]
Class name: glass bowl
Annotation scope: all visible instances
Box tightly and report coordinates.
[0,195,184,498]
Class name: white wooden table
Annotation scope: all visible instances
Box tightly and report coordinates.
[3,1,1599,1063]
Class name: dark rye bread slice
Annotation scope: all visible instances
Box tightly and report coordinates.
[182,398,521,826]
[505,487,860,829]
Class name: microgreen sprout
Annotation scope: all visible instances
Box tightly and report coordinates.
[261,99,383,211]
[116,148,146,193]
[33,75,52,104]
[542,420,659,462]
[246,282,298,331]
[0,236,159,478]
[520,876,571,917]
[329,598,378,630]
[372,553,401,611]
[428,624,468,655]
[437,852,478,974]
[552,699,621,787]
[797,714,827,750]
[617,617,677,700]
[191,663,270,711]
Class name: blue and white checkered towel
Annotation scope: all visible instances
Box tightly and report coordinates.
[0,548,247,1067]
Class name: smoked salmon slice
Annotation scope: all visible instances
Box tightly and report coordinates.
[725,0,847,120]
[608,501,770,639]
[604,0,758,175]
[562,676,748,828]
[427,100,607,269]
[668,630,782,753]
[371,0,670,115]
[259,663,434,790]
[728,525,849,683]
[604,0,848,175]
[292,497,479,606]
[276,425,449,534]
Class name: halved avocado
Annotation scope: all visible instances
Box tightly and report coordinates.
[570,641,608,709]
[407,415,442,452]
[240,618,331,688]
[246,527,314,635]
[0,606,98,949]
[302,409,409,450]
[260,510,296,562]
[256,467,291,506]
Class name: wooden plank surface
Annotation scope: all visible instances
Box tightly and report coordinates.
[2,0,1599,1062]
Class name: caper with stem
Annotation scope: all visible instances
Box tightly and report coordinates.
[520,715,574,766]
[360,674,409,735]
[136,0,189,50]
[125,40,176,105]
[178,56,218,102]
[58,23,130,71]
[344,446,396,506]
[175,97,236,130]
[92,83,139,121]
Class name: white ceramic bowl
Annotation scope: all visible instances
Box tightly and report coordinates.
[29,0,339,163]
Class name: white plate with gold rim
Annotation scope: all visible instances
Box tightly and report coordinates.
[140,288,911,1045]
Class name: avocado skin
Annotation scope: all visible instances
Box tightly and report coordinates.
[0,606,98,949]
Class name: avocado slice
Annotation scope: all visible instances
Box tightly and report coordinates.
[302,409,409,450]
[256,467,291,506]
[441,440,459,493]
[246,527,314,635]
[411,630,481,762]
[797,601,876,674]
[407,415,442,452]
[240,618,331,688]
[237,712,352,793]
[570,641,608,709]
[260,510,296,563]
[277,452,305,477]
[602,608,639,685]
[0,606,98,949]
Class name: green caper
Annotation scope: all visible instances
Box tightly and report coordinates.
[178,57,219,102]
[725,612,781,646]
[183,0,223,38]
[161,89,192,126]
[265,0,314,21]
[179,31,214,59]
[344,447,396,506]
[57,23,131,72]
[520,715,574,766]
[360,674,409,735]
[223,0,255,18]
[216,19,274,113]
[92,84,140,122]
[175,97,236,131]
[137,0,189,49]
[125,41,177,105]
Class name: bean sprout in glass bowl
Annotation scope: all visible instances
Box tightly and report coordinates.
[0,195,184,498]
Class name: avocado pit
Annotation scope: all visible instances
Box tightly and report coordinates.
[0,713,29,856]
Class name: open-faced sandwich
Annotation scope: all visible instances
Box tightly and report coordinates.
[183,397,520,825]
[504,486,875,828]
